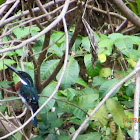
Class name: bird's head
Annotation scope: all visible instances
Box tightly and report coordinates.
[6,64,34,87]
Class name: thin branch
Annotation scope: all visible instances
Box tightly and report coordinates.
[72,66,140,140]
[107,0,140,28]
[133,59,140,140]
[27,0,43,30]
[0,97,21,103]
[0,0,20,23]
[0,111,28,139]
[0,0,70,139]
[115,19,128,32]
[0,0,16,16]
[86,4,126,20]
[35,0,51,20]
[0,0,76,28]
[105,0,114,32]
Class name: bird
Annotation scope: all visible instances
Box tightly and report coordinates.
[6,64,39,127]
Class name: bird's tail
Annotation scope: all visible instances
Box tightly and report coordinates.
[31,109,38,127]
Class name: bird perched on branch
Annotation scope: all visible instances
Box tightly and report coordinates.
[6,64,39,127]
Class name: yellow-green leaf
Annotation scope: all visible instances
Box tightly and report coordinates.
[88,105,108,127]
[127,59,136,67]
[99,68,111,77]
[106,99,127,127]
[98,53,106,63]
[116,127,124,140]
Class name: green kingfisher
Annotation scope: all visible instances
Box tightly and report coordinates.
[6,64,39,127]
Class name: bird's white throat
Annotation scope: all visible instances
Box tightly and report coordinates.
[20,78,28,85]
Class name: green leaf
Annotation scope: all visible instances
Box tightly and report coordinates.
[77,132,102,140]
[75,88,99,109]
[98,39,113,55]
[0,81,12,88]
[72,107,86,119]
[93,76,107,87]
[0,0,3,4]
[108,33,124,41]
[116,127,124,140]
[99,68,111,77]
[50,30,65,46]
[124,111,133,129]
[66,88,77,101]
[1,59,15,70]
[58,135,70,140]
[41,59,60,80]
[99,33,108,41]
[99,78,121,98]
[15,49,23,56]
[39,82,57,114]
[128,35,140,45]
[106,99,127,127]
[56,57,80,89]
[114,38,133,57]
[11,132,22,140]
[136,0,140,16]
[72,36,82,52]
[84,54,101,77]
[13,27,40,40]
[121,100,133,108]
[126,83,134,97]
[76,77,89,88]
[82,37,91,52]
[89,105,108,127]
[48,43,65,57]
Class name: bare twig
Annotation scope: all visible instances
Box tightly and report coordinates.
[133,59,140,140]
[35,0,51,20]
[0,0,16,16]
[115,19,128,32]
[0,0,76,28]
[105,0,114,32]
[0,0,20,22]
[108,0,140,28]
[72,66,140,140]
[86,4,126,20]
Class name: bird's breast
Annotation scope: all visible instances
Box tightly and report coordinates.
[15,81,21,91]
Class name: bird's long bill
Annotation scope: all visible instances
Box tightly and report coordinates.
[5,64,18,73]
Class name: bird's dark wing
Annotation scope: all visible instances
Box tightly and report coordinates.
[19,84,39,112]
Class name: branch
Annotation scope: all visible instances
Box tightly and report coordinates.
[107,0,140,28]
[35,0,51,20]
[0,0,16,17]
[0,0,20,23]
[72,66,140,140]
[86,4,126,20]
[27,0,43,30]
[133,59,140,139]
[0,0,76,28]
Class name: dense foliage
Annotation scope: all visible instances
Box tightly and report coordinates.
[1,26,139,139]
